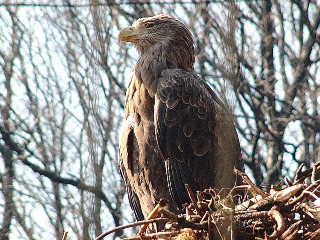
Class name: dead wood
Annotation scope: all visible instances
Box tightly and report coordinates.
[96,164,320,240]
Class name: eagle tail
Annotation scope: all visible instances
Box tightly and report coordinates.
[164,158,190,209]
[128,188,144,221]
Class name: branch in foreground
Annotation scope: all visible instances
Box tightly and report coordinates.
[95,168,320,240]
[96,218,169,240]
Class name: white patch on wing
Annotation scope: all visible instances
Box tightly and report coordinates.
[126,116,136,129]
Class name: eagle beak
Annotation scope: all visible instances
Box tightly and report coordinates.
[118,26,143,43]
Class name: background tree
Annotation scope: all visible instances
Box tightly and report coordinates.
[0,0,319,239]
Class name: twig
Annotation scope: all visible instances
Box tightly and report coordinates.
[294,161,320,184]
[158,208,179,221]
[95,218,169,240]
[138,199,168,234]
[234,210,269,220]
[185,184,203,214]
[294,163,305,182]
[207,214,213,240]
[268,208,286,239]
[160,208,206,230]
[311,164,317,183]
[234,169,269,198]
[200,211,209,223]
[304,190,320,201]
[280,220,302,239]
[309,228,320,240]
[272,184,304,202]
[122,231,181,240]
[62,232,68,240]
[288,181,319,206]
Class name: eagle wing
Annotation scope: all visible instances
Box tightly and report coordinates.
[154,69,219,208]
[119,118,145,221]
[119,159,144,221]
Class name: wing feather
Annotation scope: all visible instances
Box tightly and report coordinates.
[119,163,144,221]
[119,125,144,221]
[154,69,217,208]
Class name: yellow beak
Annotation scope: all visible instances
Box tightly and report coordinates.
[118,26,144,43]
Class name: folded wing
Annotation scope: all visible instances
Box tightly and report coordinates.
[154,69,220,208]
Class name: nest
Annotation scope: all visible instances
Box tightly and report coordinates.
[95,162,320,240]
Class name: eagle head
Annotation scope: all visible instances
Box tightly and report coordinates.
[118,14,194,57]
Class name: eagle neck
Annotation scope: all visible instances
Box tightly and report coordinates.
[135,41,194,96]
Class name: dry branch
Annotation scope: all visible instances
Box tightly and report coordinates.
[96,165,320,240]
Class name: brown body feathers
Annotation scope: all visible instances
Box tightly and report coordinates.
[118,14,242,220]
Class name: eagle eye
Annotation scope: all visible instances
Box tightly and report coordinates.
[145,22,155,28]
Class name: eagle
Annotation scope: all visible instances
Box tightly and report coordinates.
[118,14,242,221]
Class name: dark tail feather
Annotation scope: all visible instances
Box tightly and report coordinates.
[128,188,144,221]
[165,159,190,209]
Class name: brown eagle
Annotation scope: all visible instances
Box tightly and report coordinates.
[118,14,242,221]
